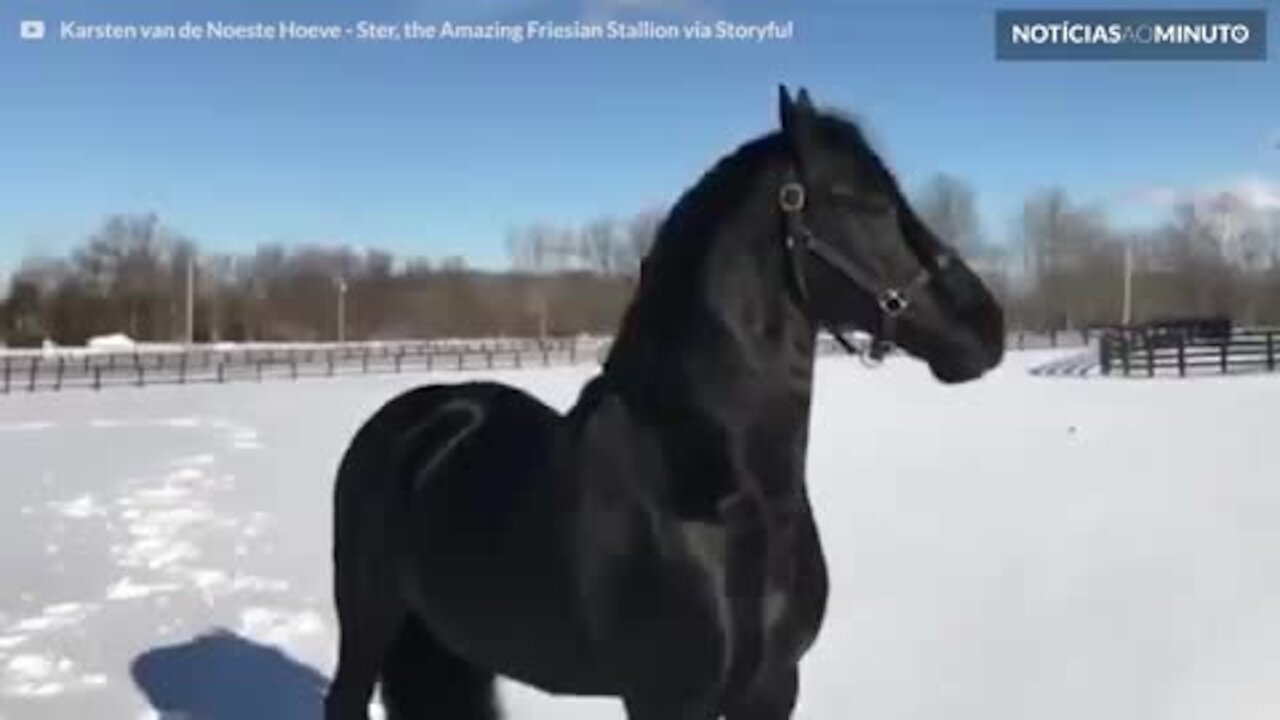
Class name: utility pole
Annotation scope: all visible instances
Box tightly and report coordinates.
[1122,239,1133,326]
[537,235,578,342]
[185,253,196,345]
[336,277,348,344]
[538,293,548,343]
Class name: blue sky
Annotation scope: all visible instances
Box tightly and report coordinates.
[0,0,1276,275]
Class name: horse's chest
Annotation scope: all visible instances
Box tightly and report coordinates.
[598,508,820,700]
[712,504,819,690]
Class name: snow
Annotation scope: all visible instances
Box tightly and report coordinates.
[0,351,1277,719]
[0,336,593,361]
[86,334,137,351]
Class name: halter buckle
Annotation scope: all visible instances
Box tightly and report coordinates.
[878,289,909,316]
[779,182,806,212]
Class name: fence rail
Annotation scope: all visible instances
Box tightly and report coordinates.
[0,338,598,394]
[1099,327,1280,378]
[0,330,1087,394]
[1009,328,1094,351]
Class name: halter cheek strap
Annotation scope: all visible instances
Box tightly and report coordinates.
[778,171,949,364]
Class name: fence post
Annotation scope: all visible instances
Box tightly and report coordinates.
[1177,334,1186,377]
[486,350,494,369]
[514,350,522,369]
[217,361,226,384]
[362,348,370,375]
[2,357,10,394]
[1220,337,1229,375]
[327,349,335,377]
[1099,334,1112,375]
[291,357,299,380]
[55,358,65,391]
[1120,333,1131,376]
[457,352,464,371]
[395,352,403,374]
[93,366,102,391]
[256,361,264,382]
[179,354,188,384]
[1145,335,1155,377]
[1267,332,1276,372]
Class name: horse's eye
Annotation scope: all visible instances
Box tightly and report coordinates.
[830,186,895,215]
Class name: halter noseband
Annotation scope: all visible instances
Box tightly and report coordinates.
[778,170,951,365]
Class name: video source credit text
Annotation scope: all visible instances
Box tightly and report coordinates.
[45,20,796,43]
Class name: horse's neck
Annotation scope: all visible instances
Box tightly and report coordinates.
[680,321,817,506]
[601,236,819,510]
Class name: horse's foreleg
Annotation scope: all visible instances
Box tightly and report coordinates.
[624,693,722,720]
[723,665,799,720]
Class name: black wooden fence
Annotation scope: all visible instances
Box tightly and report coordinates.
[1009,328,1094,351]
[0,338,594,394]
[1099,326,1279,377]
[0,330,1094,394]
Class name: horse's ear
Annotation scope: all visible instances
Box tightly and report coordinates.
[779,85,819,168]
[778,84,795,133]
[796,87,814,111]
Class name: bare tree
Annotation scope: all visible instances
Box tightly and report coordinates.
[506,223,564,274]
[1016,188,1121,329]
[32,191,1280,345]
[579,217,621,275]
[1,274,46,344]
[620,208,663,279]
[915,173,985,258]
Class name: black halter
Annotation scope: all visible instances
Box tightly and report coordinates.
[778,170,951,364]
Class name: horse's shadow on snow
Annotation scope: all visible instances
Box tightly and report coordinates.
[132,629,329,719]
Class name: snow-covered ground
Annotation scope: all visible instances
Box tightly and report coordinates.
[0,351,1276,719]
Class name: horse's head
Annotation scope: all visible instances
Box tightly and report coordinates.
[773,85,1005,383]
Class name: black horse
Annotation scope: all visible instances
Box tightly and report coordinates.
[325,86,1005,720]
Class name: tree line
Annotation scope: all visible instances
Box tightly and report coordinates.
[2,175,1278,347]
[0,210,662,347]
[1004,184,1280,330]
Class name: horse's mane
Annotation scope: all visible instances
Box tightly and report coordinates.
[631,109,894,312]
[603,107,895,379]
